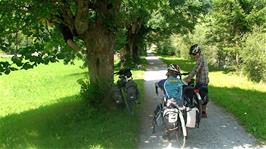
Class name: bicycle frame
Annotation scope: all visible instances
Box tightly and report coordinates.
[114,71,137,115]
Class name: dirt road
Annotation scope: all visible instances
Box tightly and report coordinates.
[138,54,261,149]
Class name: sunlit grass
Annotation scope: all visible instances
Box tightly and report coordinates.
[209,71,266,92]
[0,58,145,148]
[0,60,86,118]
[160,56,266,142]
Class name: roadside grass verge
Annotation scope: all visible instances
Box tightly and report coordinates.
[160,56,266,142]
[0,59,144,149]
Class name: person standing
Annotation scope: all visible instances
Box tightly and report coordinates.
[185,44,209,118]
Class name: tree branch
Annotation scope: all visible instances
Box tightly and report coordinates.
[58,23,84,53]
[59,2,75,33]
[66,39,83,53]
[75,0,89,35]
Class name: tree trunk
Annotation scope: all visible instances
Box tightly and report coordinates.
[56,0,121,108]
[127,27,135,60]
[126,20,143,62]
[84,27,115,107]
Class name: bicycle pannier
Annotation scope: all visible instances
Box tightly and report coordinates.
[186,107,199,128]
[125,80,140,100]
[112,86,123,104]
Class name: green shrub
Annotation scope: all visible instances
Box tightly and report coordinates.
[78,79,103,109]
[171,34,189,58]
[156,36,175,55]
[241,27,266,82]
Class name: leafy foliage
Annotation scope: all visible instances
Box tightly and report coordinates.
[149,0,211,55]
[0,0,78,75]
[240,27,266,82]
[168,0,266,82]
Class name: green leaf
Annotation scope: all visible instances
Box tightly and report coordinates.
[4,68,11,74]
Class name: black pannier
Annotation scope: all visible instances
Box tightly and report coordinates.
[125,80,140,101]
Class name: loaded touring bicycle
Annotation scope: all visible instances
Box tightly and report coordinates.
[152,73,207,148]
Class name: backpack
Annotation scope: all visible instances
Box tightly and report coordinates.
[163,77,183,102]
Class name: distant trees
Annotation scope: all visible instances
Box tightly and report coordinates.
[169,0,266,82]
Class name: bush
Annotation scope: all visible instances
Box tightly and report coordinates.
[77,79,102,109]
[240,27,266,82]
[171,34,189,58]
[155,36,176,55]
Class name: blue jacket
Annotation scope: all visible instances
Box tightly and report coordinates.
[158,76,183,101]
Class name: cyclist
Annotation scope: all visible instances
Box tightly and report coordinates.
[157,64,184,105]
[185,44,209,118]
[156,64,185,139]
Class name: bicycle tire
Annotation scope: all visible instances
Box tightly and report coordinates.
[121,89,130,112]
[127,98,136,115]
[175,124,187,148]
[121,88,136,115]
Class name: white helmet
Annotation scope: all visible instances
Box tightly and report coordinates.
[167,64,180,73]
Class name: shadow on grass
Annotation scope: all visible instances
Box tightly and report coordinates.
[209,85,266,142]
[67,71,88,77]
[0,91,142,148]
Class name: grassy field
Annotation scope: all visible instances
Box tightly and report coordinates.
[0,59,144,149]
[160,56,266,142]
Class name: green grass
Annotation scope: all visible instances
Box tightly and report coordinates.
[160,56,266,142]
[0,59,144,149]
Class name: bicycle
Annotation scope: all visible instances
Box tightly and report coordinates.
[164,98,187,148]
[113,68,139,115]
[152,73,205,148]
[153,83,187,148]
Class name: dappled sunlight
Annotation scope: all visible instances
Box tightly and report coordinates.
[88,144,105,149]
[146,56,160,60]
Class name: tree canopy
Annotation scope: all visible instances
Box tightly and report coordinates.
[1,0,265,105]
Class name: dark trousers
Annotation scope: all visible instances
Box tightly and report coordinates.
[195,82,208,112]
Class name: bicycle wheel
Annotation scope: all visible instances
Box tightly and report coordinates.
[121,89,130,112]
[127,98,136,115]
[175,125,187,148]
[121,89,135,115]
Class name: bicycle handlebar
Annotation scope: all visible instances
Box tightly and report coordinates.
[179,73,189,76]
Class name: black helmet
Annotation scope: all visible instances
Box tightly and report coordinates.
[118,68,132,78]
[189,44,201,55]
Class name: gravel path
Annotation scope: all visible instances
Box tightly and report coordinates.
[138,54,263,149]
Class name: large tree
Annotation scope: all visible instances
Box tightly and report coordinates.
[0,0,121,105]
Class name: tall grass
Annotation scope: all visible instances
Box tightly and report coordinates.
[160,56,266,142]
[0,59,144,149]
